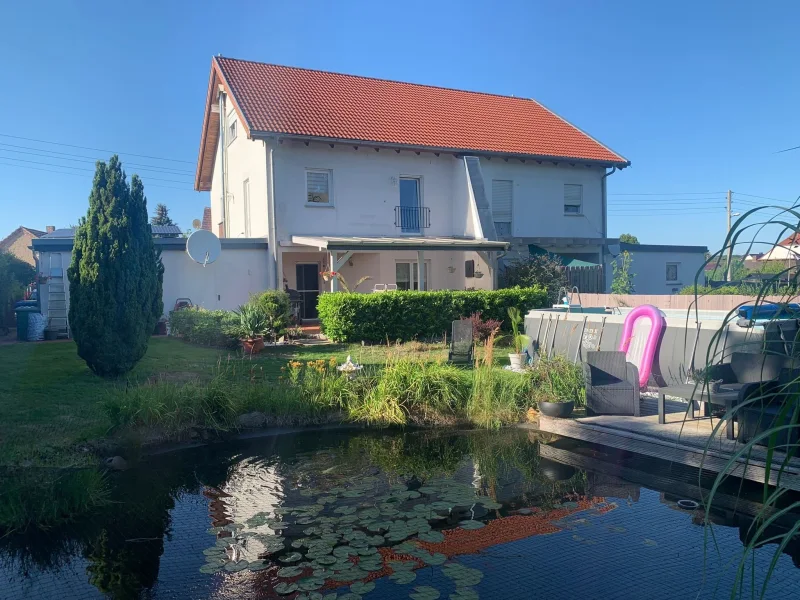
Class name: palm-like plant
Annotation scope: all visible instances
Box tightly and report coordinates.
[232,303,268,340]
[507,307,530,354]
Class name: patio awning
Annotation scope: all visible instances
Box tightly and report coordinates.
[528,245,599,267]
[290,235,509,252]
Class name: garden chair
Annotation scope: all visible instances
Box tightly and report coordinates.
[448,320,474,363]
[582,351,640,416]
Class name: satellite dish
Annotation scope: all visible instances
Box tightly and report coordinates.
[192,218,202,229]
[186,229,221,267]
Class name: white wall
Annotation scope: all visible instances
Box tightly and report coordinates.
[210,104,269,238]
[36,247,270,324]
[272,141,462,240]
[622,250,707,294]
[480,161,605,239]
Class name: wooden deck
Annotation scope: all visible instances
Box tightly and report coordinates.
[533,397,800,491]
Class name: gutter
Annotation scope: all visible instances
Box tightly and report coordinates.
[601,166,617,292]
[265,141,280,289]
[219,88,227,236]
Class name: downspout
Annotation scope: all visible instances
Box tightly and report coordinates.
[218,89,227,237]
[264,140,280,290]
[601,166,617,291]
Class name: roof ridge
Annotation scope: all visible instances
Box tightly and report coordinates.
[215,55,542,105]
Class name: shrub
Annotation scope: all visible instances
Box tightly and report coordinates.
[317,288,547,343]
[0,251,35,325]
[168,307,238,348]
[499,254,568,304]
[253,290,291,339]
[460,311,503,342]
[68,156,163,376]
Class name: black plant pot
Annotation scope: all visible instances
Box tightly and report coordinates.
[539,401,574,418]
[538,456,577,482]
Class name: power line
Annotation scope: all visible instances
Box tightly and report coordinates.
[0,132,195,164]
[0,147,194,179]
[608,191,726,196]
[608,198,725,205]
[735,192,796,203]
[0,142,195,175]
[776,145,800,154]
[0,160,195,192]
[0,156,193,185]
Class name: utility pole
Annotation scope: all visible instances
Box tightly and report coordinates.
[726,189,733,282]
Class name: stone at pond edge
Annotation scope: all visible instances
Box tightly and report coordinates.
[104,456,128,471]
[237,411,267,429]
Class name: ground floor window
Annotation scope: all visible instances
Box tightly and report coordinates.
[395,261,429,291]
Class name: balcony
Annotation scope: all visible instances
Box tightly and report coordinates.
[394,206,431,233]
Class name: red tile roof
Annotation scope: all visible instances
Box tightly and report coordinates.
[196,57,628,190]
[778,233,800,247]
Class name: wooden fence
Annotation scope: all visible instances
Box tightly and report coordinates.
[577,293,800,311]
[561,265,604,294]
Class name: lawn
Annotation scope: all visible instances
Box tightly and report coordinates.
[0,337,452,466]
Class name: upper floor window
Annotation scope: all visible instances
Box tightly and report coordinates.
[492,179,512,236]
[228,119,237,144]
[306,169,332,205]
[666,262,679,282]
[564,184,583,215]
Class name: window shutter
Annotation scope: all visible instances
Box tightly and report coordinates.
[564,184,582,214]
[306,171,330,203]
[492,180,513,222]
[465,259,475,278]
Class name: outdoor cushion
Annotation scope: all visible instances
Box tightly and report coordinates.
[730,352,787,383]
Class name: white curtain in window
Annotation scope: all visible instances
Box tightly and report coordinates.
[307,171,330,203]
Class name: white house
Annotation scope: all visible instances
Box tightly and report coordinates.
[613,242,709,294]
[194,57,630,318]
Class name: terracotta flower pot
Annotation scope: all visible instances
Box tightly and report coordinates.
[241,336,265,354]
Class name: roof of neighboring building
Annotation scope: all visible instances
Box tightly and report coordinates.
[0,226,46,251]
[778,233,800,247]
[39,224,183,239]
[195,57,630,190]
[620,242,708,253]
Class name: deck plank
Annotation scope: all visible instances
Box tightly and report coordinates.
[535,414,800,491]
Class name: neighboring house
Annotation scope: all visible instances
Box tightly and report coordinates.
[755,233,800,263]
[32,226,269,336]
[194,57,629,317]
[0,225,50,266]
[614,242,708,294]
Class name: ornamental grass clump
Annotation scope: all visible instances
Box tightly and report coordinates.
[530,356,585,405]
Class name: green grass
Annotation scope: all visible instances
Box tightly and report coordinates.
[0,337,505,467]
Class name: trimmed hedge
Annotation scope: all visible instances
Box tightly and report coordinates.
[168,307,239,348]
[317,288,548,342]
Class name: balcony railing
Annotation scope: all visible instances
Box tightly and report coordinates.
[394,206,431,233]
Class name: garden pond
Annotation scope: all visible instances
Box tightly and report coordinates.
[2,427,800,599]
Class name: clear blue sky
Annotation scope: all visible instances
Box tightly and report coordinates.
[1,1,798,253]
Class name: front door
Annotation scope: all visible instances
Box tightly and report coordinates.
[296,264,320,320]
[399,178,421,233]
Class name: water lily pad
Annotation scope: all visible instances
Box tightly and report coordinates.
[199,563,220,574]
[342,490,365,498]
[423,552,447,565]
[224,561,249,572]
[297,594,324,600]
[367,521,392,532]
[339,514,359,524]
[333,545,358,558]
[314,555,338,566]
[277,565,304,578]
[280,552,303,563]
[417,487,438,495]
[338,594,362,600]
[390,570,417,584]
[203,547,225,556]
[350,581,375,594]
[357,546,377,556]
[459,520,484,530]
[318,496,337,504]
[249,561,270,571]
[476,499,502,510]
[298,577,326,591]
[275,582,299,595]
[450,588,479,600]
[300,489,317,497]
[442,565,482,587]
[292,539,308,549]
[359,561,384,572]
[358,507,380,519]
[418,530,445,543]
[297,517,317,525]
[410,586,441,600]
[393,542,418,554]
[335,506,357,515]
[322,594,338,600]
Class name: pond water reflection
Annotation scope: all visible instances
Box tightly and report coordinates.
[2,428,799,600]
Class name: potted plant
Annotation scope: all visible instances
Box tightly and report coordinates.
[534,356,583,418]
[233,303,267,354]
[507,307,530,371]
